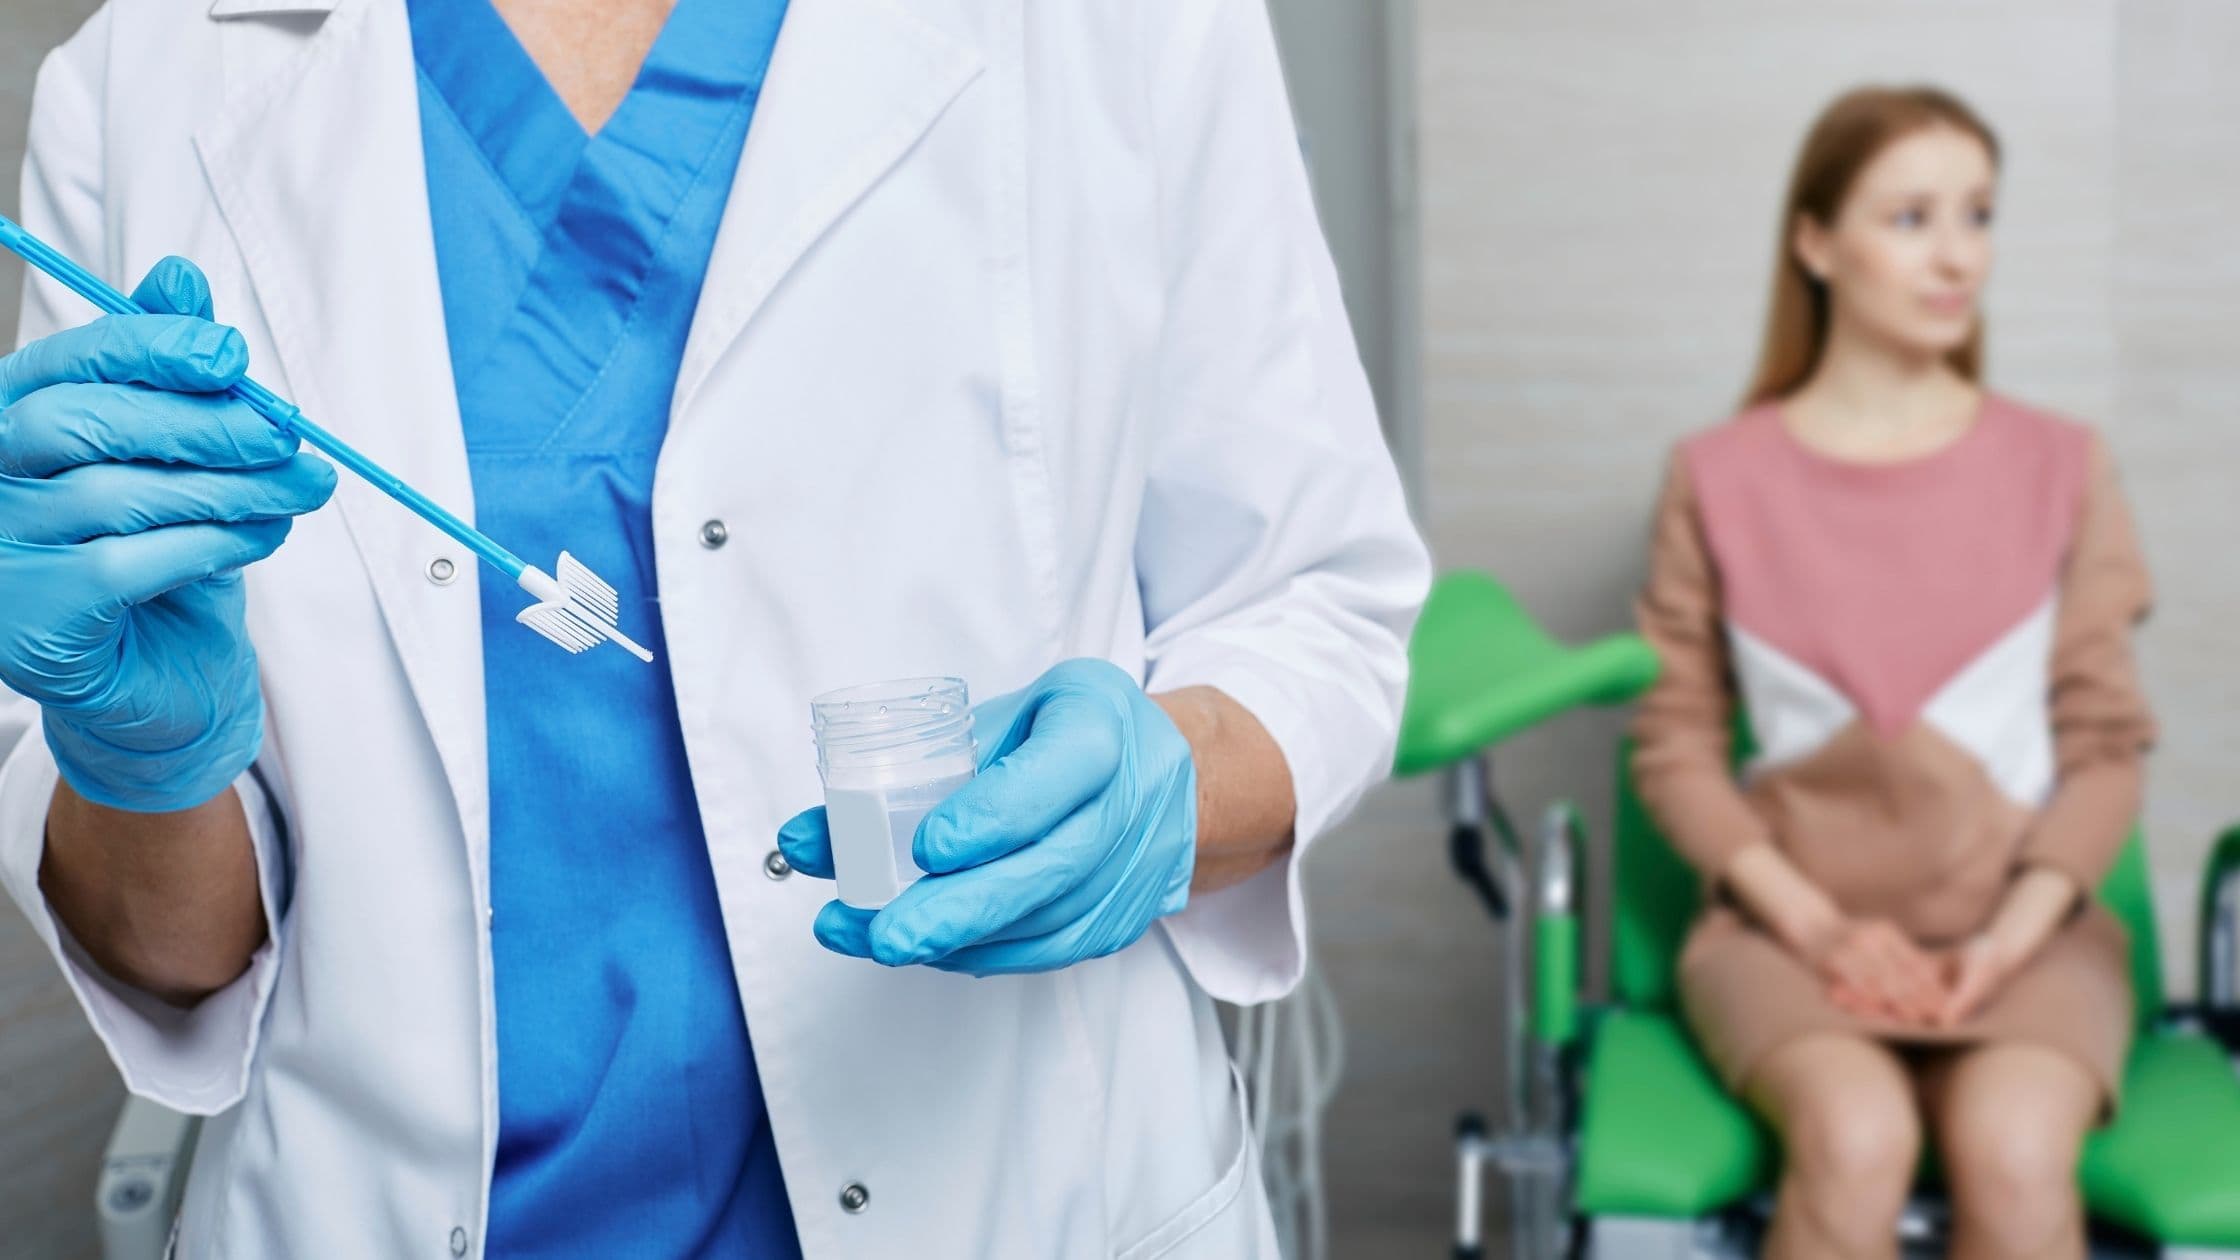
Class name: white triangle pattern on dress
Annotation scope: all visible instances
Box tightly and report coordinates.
[1918,595,2056,809]
[1727,623,1857,782]
[1725,599,2056,809]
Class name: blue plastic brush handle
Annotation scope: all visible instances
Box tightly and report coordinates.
[0,214,526,581]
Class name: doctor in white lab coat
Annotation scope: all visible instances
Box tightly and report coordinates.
[0,0,1427,1256]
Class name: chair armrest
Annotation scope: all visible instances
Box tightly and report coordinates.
[2201,825,2240,1046]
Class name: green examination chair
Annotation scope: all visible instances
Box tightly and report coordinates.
[1397,570,2240,1260]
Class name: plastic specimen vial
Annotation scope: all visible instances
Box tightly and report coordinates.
[810,677,978,910]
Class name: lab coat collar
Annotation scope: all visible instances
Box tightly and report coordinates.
[670,0,984,421]
[193,0,493,866]
[208,0,341,18]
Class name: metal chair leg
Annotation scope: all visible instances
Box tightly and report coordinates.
[1446,753,1584,1259]
[1455,1113,1489,1259]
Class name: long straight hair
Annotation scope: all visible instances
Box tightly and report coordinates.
[1742,86,2002,408]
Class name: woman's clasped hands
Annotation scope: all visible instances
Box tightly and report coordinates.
[1802,916,2027,1030]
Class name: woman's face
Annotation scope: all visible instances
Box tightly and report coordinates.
[1795,124,1998,360]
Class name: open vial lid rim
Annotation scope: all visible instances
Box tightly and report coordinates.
[814,718,976,763]
[809,676,969,714]
[810,676,975,761]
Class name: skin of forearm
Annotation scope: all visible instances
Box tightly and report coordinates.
[1152,686,1297,895]
[1982,865,2081,959]
[39,780,266,1008]
[1722,842,2078,973]
[1721,842,1846,958]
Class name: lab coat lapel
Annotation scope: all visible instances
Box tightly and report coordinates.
[195,0,492,856]
[671,0,984,419]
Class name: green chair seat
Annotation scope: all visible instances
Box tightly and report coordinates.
[1395,572,1658,777]
[2082,1030,2240,1247]
[1575,1012,2240,1244]
[1574,1008,1770,1217]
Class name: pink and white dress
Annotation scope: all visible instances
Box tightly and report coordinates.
[1631,394,2155,1103]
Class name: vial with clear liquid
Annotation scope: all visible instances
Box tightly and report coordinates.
[810,677,977,910]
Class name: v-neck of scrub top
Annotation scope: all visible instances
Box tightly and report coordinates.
[409,1,799,1256]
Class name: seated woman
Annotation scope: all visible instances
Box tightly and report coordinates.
[1632,85,2156,1260]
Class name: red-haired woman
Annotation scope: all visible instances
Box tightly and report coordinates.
[1632,86,2155,1260]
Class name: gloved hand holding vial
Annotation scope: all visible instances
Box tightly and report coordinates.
[778,658,1199,977]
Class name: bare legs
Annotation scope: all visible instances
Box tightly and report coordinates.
[1923,1043,2098,1260]
[1743,1036,2096,1259]
[1748,1036,1922,1260]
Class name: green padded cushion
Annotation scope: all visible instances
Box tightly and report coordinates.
[1576,1017,2240,1243]
[1574,1008,1770,1216]
[1394,571,1658,777]
[2081,1030,2240,1247]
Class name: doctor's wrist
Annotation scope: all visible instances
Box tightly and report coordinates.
[1151,686,1294,895]
[41,777,268,1007]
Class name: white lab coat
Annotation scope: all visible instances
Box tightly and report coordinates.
[0,0,1427,1256]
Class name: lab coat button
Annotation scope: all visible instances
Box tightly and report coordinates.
[426,557,458,585]
[839,1182,870,1214]
[699,519,729,549]
[449,1226,468,1256]
[763,850,792,880]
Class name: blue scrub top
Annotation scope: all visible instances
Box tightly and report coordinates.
[407,1,798,1255]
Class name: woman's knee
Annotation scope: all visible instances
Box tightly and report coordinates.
[1787,1080,1922,1189]
[1939,1095,2085,1203]
[1935,1047,2095,1224]
[1753,1038,1923,1190]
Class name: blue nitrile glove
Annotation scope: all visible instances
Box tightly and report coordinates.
[0,257,336,812]
[778,658,1198,976]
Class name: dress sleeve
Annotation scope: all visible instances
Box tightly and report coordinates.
[1628,453,1775,883]
[2018,436,2157,891]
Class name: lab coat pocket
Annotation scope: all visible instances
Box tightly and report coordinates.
[1111,1063,1256,1260]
